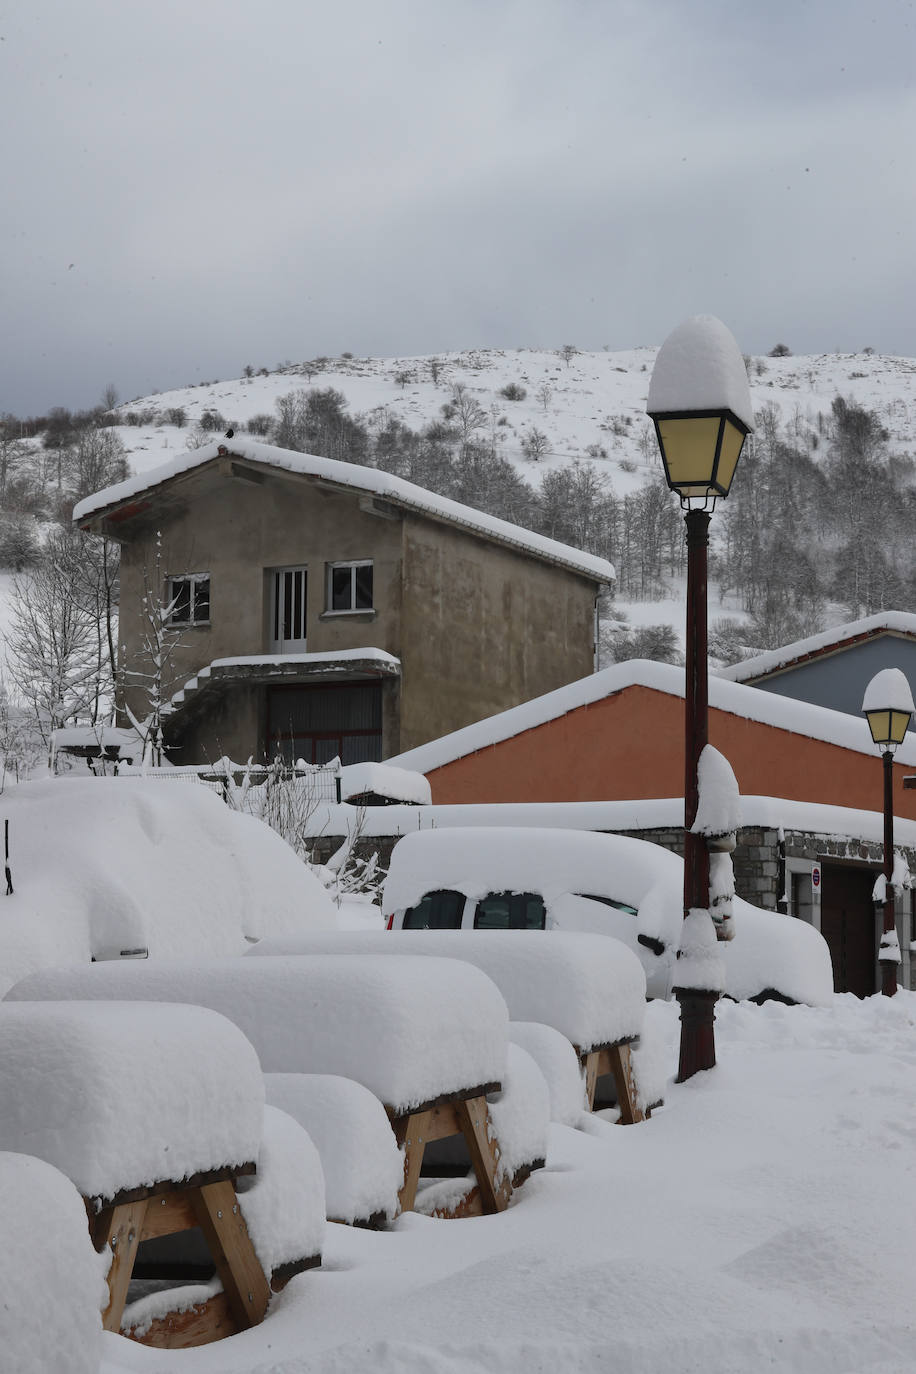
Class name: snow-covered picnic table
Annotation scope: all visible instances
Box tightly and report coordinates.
[7,953,529,1217]
[0,999,324,1349]
[247,929,649,1118]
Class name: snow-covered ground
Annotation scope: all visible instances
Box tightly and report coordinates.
[94,991,916,1374]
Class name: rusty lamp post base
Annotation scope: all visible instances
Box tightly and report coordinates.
[675,989,718,1082]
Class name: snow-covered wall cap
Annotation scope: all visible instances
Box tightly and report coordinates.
[862,667,915,714]
[691,745,741,837]
[647,315,754,431]
[73,439,614,585]
[718,611,916,683]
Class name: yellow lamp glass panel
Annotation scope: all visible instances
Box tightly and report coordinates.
[656,417,721,490]
[715,418,746,496]
[866,710,891,745]
[890,709,911,743]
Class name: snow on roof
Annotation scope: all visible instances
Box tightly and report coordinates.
[717,611,916,683]
[73,438,614,585]
[303,794,916,851]
[647,316,754,430]
[386,658,916,775]
[340,761,431,805]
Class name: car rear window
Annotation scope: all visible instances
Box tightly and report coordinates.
[402,889,466,930]
[472,892,546,930]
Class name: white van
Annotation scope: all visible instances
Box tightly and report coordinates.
[382,826,834,1006]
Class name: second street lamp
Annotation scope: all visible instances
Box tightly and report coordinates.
[862,667,915,997]
[647,316,754,1081]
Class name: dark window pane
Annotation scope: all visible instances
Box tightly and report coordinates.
[355,564,373,608]
[341,733,382,764]
[193,578,210,622]
[170,580,190,623]
[474,892,545,930]
[404,890,465,930]
[331,566,351,610]
[577,894,638,917]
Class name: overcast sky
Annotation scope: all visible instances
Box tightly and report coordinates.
[2,0,914,416]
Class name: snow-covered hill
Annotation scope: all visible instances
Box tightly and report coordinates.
[95,343,915,656]
[112,344,916,492]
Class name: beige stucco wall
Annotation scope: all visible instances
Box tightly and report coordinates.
[112,459,600,761]
[397,513,598,753]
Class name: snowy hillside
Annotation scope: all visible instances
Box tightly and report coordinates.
[98,343,916,654]
[112,345,916,490]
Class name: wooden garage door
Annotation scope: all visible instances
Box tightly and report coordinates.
[819,863,877,997]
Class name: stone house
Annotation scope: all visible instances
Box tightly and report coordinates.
[73,439,612,765]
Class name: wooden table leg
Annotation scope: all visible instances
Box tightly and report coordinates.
[192,1180,271,1330]
[392,1109,432,1213]
[608,1042,645,1125]
[455,1095,511,1214]
[99,1199,149,1332]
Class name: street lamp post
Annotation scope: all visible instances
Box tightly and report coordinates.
[862,667,915,997]
[647,316,754,1080]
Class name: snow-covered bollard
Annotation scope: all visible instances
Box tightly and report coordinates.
[691,744,741,942]
[0,1152,108,1374]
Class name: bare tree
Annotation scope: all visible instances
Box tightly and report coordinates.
[522,427,549,461]
[5,529,104,764]
[560,344,577,368]
[121,533,186,766]
[101,383,119,412]
[450,384,487,454]
[536,380,553,413]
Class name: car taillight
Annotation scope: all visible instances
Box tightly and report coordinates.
[385,913,395,931]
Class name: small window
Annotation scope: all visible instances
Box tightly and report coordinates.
[403,889,466,930]
[327,561,373,613]
[577,894,638,917]
[473,892,546,931]
[168,573,210,626]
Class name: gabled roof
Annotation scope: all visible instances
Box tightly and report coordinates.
[387,657,916,774]
[73,439,614,585]
[716,612,916,684]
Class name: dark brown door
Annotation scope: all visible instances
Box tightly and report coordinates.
[819,864,877,997]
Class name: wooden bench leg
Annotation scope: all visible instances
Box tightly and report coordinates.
[392,1109,432,1213]
[98,1199,149,1332]
[608,1043,645,1125]
[191,1180,271,1331]
[455,1095,511,1214]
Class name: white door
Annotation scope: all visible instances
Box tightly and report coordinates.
[270,566,308,652]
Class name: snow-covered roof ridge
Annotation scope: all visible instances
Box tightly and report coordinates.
[717,611,916,683]
[387,657,916,775]
[73,438,614,585]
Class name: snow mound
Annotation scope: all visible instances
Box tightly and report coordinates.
[0,1152,107,1374]
[265,1073,404,1225]
[9,955,509,1114]
[723,900,835,1006]
[0,1000,264,1202]
[0,777,336,994]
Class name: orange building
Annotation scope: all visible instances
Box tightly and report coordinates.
[390,659,916,820]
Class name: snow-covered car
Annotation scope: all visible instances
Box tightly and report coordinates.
[382,826,834,1006]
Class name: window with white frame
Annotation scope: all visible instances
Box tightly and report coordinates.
[327,560,373,613]
[168,573,210,626]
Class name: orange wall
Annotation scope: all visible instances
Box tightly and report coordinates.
[425,684,916,821]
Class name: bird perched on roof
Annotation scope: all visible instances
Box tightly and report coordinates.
[225,427,234,438]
